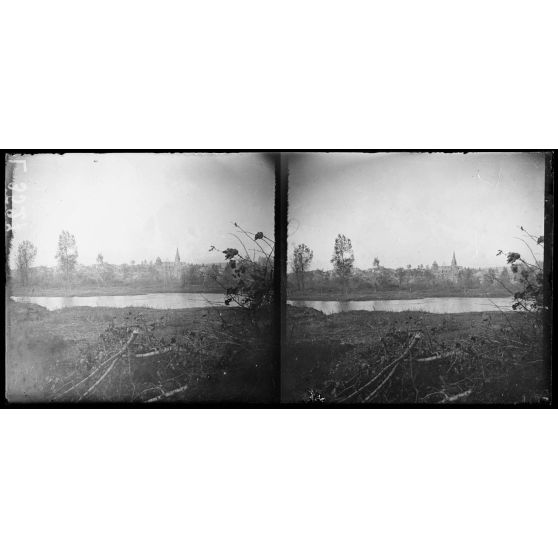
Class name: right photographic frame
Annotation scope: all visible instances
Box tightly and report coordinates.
[283,151,554,406]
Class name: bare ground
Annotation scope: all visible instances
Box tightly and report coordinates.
[5,301,276,404]
[282,306,550,405]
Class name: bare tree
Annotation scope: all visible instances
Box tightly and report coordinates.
[292,243,313,292]
[55,230,78,291]
[16,240,37,286]
[330,234,354,297]
[395,267,405,289]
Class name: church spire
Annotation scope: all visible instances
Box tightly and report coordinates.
[175,248,180,264]
[451,251,457,267]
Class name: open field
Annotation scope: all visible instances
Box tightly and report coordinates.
[5,301,276,403]
[283,306,549,405]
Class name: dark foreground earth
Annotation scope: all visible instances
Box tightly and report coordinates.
[283,306,550,405]
[5,301,276,404]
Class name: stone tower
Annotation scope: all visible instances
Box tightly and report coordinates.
[451,251,457,267]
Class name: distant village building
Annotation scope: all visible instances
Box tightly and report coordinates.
[159,248,184,281]
[433,252,462,283]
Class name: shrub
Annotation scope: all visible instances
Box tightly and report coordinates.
[210,223,274,312]
[497,227,545,313]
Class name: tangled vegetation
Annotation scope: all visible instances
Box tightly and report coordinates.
[496,227,545,313]
[209,222,274,312]
[284,306,548,405]
[6,302,274,403]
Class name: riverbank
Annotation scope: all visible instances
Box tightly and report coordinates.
[7,283,224,297]
[283,306,549,405]
[287,288,512,301]
[5,301,275,403]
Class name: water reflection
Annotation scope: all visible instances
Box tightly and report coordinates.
[11,292,227,311]
[288,297,514,315]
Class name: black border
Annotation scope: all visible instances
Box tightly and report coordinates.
[2,150,555,409]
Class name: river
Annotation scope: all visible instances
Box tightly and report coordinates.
[11,294,514,313]
[11,292,228,311]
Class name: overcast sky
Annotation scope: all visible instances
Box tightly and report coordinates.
[288,152,545,270]
[8,153,274,268]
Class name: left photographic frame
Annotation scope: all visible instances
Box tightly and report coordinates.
[4,151,280,406]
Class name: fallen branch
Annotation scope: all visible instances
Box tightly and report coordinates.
[416,351,458,362]
[362,359,404,402]
[54,331,137,400]
[134,346,191,358]
[146,384,189,403]
[339,333,421,403]
[54,351,120,400]
[52,371,79,396]
[444,389,473,403]
[78,357,119,401]
[338,367,387,403]
[334,371,363,398]
[422,391,448,402]
[134,347,174,358]
[141,385,166,397]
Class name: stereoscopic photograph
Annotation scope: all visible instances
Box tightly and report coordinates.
[5,152,277,403]
[284,152,551,405]
[3,150,553,407]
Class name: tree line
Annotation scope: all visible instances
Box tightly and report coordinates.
[12,232,231,291]
[290,233,526,296]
